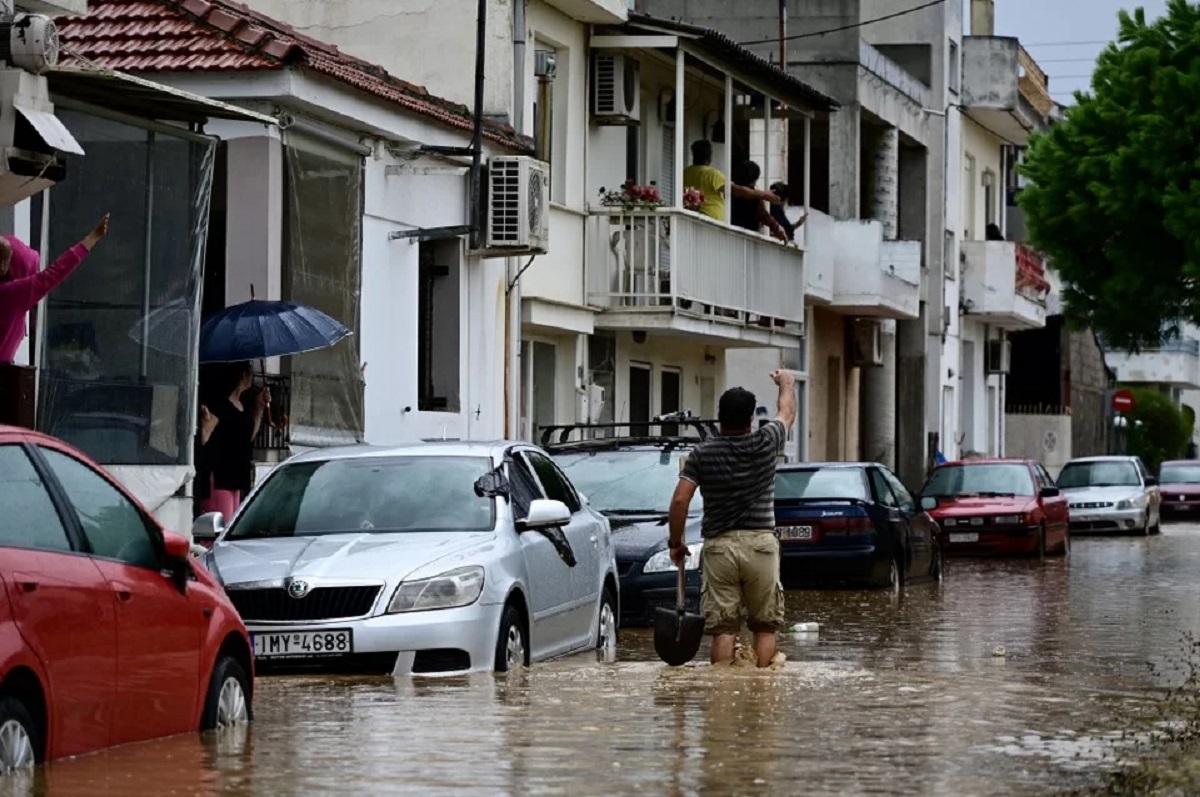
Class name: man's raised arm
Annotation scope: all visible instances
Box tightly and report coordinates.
[771,370,797,429]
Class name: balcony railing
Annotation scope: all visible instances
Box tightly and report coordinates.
[1015,243,1050,301]
[585,208,806,331]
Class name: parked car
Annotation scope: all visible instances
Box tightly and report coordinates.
[1158,460,1200,517]
[0,425,252,772]
[544,417,709,627]
[195,442,619,676]
[774,462,942,589]
[1056,455,1162,535]
[918,458,1070,558]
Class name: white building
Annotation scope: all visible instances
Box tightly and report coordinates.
[37,0,535,528]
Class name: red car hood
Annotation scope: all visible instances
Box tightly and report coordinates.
[930,496,1037,518]
[1161,483,1200,496]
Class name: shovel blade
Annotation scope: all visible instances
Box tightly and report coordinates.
[653,606,706,666]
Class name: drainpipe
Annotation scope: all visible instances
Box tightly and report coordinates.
[504,0,528,439]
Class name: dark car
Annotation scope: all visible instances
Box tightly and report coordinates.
[774,462,942,589]
[543,417,709,627]
[1159,460,1200,516]
[919,458,1070,558]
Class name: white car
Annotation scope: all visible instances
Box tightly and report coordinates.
[192,442,619,676]
[1057,455,1162,535]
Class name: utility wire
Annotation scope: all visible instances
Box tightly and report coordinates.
[1022,39,1111,47]
[738,0,945,47]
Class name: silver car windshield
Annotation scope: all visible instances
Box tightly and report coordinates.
[1057,461,1140,489]
[228,456,496,538]
[552,449,703,513]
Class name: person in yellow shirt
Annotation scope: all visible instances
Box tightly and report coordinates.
[683,140,781,222]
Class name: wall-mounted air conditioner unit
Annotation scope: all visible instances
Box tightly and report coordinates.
[985,339,1012,374]
[849,318,884,367]
[592,53,640,125]
[485,156,549,254]
[0,67,82,206]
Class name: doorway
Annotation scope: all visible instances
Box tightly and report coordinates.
[660,366,681,435]
[629,362,651,436]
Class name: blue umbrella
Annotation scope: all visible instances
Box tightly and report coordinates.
[198,299,352,363]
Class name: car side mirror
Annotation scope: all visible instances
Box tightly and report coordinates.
[163,531,192,561]
[517,499,571,531]
[192,512,226,545]
[1145,477,1158,487]
[1039,486,1061,498]
[919,496,938,511]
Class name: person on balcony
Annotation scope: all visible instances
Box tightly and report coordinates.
[0,214,110,365]
[731,161,788,242]
[683,140,781,222]
[986,223,1005,241]
[768,182,809,243]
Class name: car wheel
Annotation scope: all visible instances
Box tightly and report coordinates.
[931,543,944,583]
[494,604,529,673]
[200,656,252,731]
[883,558,901,591]
[0,695,38,772]
[596,586,618,663]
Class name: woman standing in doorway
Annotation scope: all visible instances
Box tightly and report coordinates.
[195,361,270,519]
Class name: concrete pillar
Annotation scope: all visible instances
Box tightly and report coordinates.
[869,125,900,240]
[896,314,928,490]
[860,319,897,468]
[828,106,860,219]
[971,0,995,36]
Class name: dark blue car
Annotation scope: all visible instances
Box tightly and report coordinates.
[775,462,942,589]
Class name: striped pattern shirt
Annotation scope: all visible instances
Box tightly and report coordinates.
[681,420,785,538]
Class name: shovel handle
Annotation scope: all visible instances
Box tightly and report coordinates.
[676,560,686,610]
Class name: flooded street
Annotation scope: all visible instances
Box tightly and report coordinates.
[14,524,1200,796]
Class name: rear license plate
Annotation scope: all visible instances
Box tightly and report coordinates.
[949,533,979,543]
[780,525,814,541]
[252,629,353,659]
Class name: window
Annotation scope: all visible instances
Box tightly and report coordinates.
[983,169,997,228]
[869,468,899,508]
[40,448,157,569]
[0,445,72,552]
[38,110,215,466]
[1036,464,1055,490]
[525,451,581,513]
[554,448,703,513]
[417,239,462,412]
[282,129,365,443]
[962,154,977,240]
[227,456,496,538]
[776,468,869,501]
[508,455,545,519]
[883,469,914,511]
[924,463,1036,497]
[948,40,960,94]
[1057,460,1140,489]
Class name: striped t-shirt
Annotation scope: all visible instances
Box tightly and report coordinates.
[681,420,785,539]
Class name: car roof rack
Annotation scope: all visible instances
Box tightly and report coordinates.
[539,411,719,446]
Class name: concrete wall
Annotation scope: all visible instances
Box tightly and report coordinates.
[613,332,726,423]
[806,307,859,461]
[1005,413,1071,476]
[960,115,1003,241]
[1068,328,1110,458]
[960,36,1022,111]
[959,317,1005,456]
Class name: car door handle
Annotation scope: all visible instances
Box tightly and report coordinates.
[111,583,133,602]
[15,581,37,594]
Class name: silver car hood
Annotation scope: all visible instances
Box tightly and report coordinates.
[1062,486,1143,504]
[210,531,498,586]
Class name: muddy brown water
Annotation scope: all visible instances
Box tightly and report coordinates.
[9,525,1200,796]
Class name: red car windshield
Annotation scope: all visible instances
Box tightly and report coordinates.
[924,463,1036,498]
[1160,464,1200,484]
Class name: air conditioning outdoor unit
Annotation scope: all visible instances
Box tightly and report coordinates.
[485,155,549,254]
[849,318,884,367]
[592,53,640,125]
[985,339,1012,374]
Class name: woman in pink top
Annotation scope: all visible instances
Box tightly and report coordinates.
[0,214,110,364]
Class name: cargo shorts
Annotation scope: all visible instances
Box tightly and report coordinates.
[699,529,786,636]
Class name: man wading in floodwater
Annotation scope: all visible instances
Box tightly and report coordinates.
[667,371,796,667]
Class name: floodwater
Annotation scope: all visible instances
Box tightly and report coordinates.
[11,525,1200,797]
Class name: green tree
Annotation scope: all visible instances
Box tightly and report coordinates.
[1124,388,1190,472]
[1018,0,1200,350]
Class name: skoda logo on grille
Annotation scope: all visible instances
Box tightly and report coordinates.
[287,579,312,599]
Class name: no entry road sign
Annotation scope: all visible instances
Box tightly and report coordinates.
[1112,389,1135,414]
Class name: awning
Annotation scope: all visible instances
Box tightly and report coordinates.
[15,102,84,155]
[45,66,278,127]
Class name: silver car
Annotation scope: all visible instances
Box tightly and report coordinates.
[1057,455,1162,535]
[191,442,619,676]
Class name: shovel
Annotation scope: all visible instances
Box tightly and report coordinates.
[654,560,705,666]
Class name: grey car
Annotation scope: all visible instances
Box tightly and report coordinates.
[192,441,619,676]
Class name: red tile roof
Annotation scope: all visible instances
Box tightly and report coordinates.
[56,0,532,152]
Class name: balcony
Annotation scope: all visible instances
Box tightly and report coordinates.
[1106,339,1200,389]
[961,241,1048,330]
[585,208,806,346]
[804,214,921,318]
[543,0,626,23]
[961,37,1052,145]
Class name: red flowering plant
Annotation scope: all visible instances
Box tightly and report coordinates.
[683,187,704,211]
[598,180,665,212]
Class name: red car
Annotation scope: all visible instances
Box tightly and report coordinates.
[918,458,1070,558]
[0,425,253,771]
[1159,460,1200,516]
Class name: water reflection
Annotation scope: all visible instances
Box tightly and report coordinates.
[9,526,1200,795]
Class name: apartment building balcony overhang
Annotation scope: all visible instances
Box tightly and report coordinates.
[961,241,1049,330]
[543,0,627,24]
[801,211,921,319]
[1106,339,1200,389]
[584,13,837,347]
[961,37,1052,146]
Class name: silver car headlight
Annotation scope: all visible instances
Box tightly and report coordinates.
[643,543,703,573]
[1117,495,1147,510]
[387,566,485,614]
